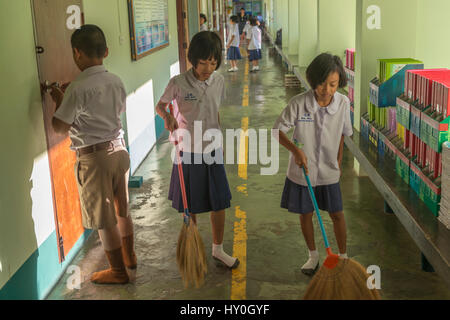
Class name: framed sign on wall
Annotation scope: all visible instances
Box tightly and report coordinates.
[127,0,169,61]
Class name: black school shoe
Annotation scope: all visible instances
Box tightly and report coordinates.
[301,260,320,276]
[213,256,240,269]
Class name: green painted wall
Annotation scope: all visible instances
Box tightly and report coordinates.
[317,0,356,62]
[0,0,48,292]
[415,0,450,69]
[354,0,418,130]
[288,0,299,56]
[187,0,200,40]
[298,0,318,67]
[280,1,289,50]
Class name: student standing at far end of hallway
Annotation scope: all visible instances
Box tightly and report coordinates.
[200,13,208,32]
[238,7,247,41]
[243,15,252,57]
[226,15,241,72]
[248,17,262,72]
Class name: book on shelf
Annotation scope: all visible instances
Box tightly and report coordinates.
[438,141,449,229]
[378,58,423,84]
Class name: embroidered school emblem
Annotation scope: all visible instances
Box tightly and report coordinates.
[299,113,314,122]
[184,93,198,101]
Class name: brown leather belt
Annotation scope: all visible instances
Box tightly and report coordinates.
[76,139,125,157]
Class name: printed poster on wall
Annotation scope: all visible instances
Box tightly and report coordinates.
[128,0,169,61]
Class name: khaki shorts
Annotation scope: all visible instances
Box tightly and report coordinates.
[75,144,130,230]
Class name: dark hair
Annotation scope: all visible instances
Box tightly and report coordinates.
[250,17,258,26]
[188,31,222,70]
[306,53,347,89]
[71,24,107,59]
[230,15,239,23]
[240,8,245,11]
[200,13,207,22]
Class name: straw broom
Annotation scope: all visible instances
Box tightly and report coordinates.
[169,104,207,288]
[297,156,381,300]
[304,257,381,300]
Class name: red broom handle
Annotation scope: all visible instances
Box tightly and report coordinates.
[176,151,189,212]
[168,103,190,220]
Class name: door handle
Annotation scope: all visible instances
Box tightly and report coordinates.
[41,80,60,93]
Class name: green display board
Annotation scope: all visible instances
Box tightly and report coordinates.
[127,0,169,61]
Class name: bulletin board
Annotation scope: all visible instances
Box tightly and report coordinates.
[127,0,169,61]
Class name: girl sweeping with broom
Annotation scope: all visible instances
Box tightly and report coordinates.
[273,53,352,276]
[155,31,239,287]
[273,53,380,299]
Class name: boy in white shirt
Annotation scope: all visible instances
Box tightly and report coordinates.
[49,25,136,285]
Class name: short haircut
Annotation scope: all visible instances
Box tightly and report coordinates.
[188,31,222,70]
[230,15,239,23]
[306,53,347,89]
[240,8,245,11]
[250,17,258,26]
[71,24,107,59]
[200,13,207,22]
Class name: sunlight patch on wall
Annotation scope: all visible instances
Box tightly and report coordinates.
[126,79,156,173]
[170,61,180,78]
[30,152,56,248]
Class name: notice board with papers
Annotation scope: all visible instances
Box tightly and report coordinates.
[127,0,169,60]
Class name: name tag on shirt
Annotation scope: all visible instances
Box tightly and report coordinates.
[184,93,198,101]
[298,113,314,123]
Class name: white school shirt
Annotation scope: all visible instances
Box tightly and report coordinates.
[227,23,240,47]
[248,26,261,50]
[160,69,226,153]
[200,23,208,32]
[273,90,353,187]
[54,65,126,150]
[244,23,252,40]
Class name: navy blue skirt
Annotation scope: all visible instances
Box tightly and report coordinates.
[248,49,262,61]
[227,46,242,60]
[168,150,232,214]
[281,178,343,214]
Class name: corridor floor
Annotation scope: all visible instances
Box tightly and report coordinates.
[48,42,450,300]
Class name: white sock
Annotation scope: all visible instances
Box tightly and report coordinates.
[339,253,348,259]
[301,250,319,270]
[212,243,237,267]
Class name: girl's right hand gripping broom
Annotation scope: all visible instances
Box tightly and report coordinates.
[294,140,381,300]
[169,103,207,289]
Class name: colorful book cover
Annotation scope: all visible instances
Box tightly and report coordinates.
[378,58,423,83]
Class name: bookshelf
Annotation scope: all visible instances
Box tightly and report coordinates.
[345,49,355,126]
[361,59,450,218]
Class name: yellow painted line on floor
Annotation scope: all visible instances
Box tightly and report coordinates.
[231,206,247,300]
[238,117,249,180]
[231,60,250,300]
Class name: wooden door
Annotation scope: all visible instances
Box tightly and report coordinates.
[31,0,85,263]
[176,0,191,72]
[212,0,217,30]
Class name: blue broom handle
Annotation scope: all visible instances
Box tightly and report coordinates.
[294,138,331,249]
[302,167,330,249]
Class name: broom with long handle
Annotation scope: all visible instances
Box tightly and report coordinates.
[169,103,207,288]
[294,140,381,300]
[302,166,340,269]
